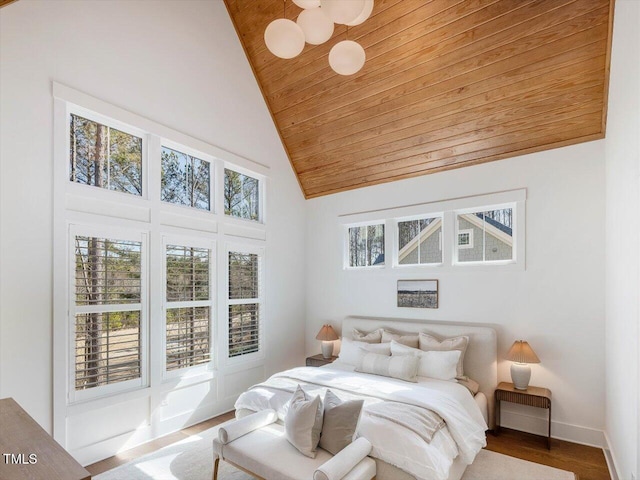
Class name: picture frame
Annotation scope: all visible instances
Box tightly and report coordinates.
[397,279,439,309]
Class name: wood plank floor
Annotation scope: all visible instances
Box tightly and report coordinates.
[87,412,611,480]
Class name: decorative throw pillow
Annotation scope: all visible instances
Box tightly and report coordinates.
[319,390,364,455]
[391,340,461,381]
[381,329,419,348]
[284,385,324,458]
[419,332,469,379]
[352,328,382,343]
[355,350,419,382]
[338,337,390,366]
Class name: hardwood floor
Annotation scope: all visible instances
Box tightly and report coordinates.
[486,427,611,480]
[87,412,611,480]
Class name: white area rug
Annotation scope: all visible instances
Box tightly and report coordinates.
[95,426,575,480]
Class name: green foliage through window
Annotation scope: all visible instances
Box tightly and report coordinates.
[224,169,259,221]
[161,147,210,210]
[70,114,142,195]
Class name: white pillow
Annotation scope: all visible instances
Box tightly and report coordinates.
[352,328,382,343]
[390,340,461,381]
[356,351,419,383]
[381,329,419,348]
[284,385,324,458]
[419,332,469,379]
[338,337,390,366]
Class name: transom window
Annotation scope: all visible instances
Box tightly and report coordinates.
[161,147,211,211]
[70,113,142,196]
[224,169,260,221]
[348,223,385,267]
[397,216,443,265]
[456,208,513,263]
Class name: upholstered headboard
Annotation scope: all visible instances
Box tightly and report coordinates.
[341,316,498,428]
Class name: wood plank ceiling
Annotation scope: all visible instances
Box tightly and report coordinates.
[224,0,614,199]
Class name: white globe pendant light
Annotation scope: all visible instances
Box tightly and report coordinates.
[320,0,366,25]
[297,7,334,45]
[264,18,306,59]
[293,0,320,8]
[346,0,374,26]
[329,40,366,75]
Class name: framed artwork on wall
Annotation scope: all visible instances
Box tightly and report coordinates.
[397,279,438,308]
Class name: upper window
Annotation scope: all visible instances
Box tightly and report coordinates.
[348,223,385,267]
[161,147,211,211]
[69,114,142,196]
[73,234,143,393]
[228,251,261,358]
[224,169,260,221]
[397,216,442,265]
[165,244,212,372]
[456,208,513,263]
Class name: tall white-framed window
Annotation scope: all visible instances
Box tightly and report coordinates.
[346,222,385,268]
[226,244,264,362]
[163,236,215,377]
[396,215,443,266]
[69,225,148,403]
[454,205,515,264]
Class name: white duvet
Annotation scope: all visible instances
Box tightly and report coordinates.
[234,365,487,480]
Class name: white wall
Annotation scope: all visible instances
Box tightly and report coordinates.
[604,1,640,479]
[305,141,607,446]
[0,0,306,462]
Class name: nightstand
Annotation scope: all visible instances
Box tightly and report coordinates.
[306,354,337,367]
[495,381,552,449]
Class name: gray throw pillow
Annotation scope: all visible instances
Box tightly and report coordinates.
[284,385,324,458]
[319,390,364,455]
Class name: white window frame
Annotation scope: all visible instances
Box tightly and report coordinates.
[453,203,517,266]
[67,224,149,404]
[344,221,386,270]
[160,139,216,214]
[224,243,265,366]
[162,235,216,380]
[395,214,444,267]
[222,163,267,225]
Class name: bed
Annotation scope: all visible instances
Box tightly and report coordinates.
[234,316,497,480]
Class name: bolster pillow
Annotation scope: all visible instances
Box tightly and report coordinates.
[313,437,372,480]
[218,409,278,444]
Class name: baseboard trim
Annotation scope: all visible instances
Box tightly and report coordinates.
[499,410,605,448]
[603,431,620,480]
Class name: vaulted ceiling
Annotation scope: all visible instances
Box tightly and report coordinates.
[232,0,612,198]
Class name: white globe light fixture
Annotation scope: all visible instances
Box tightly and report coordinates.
[329,40,366,75]
[264,18,306,59]
[297,7,334,45]
[346,0,374,26]
[293,0,320,8]
[320,0,366,25]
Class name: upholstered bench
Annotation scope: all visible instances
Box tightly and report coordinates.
[212,410,376,480]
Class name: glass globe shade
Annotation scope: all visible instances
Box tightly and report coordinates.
[346,0,374,26]
[264,18,306,59]
[320,0,366,25]
[297,7,334,45]
[293,0,320,8]
[329,40,366,75]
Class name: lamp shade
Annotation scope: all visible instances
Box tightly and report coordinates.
[316,324,338,341]
[329,40,366,75]
[506,340,540,364]
[293,0,320,8]
[297,7,334,45]
[264,18,306,59]
[346,0,374,26]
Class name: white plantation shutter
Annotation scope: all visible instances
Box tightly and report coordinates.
[228,251,262,358]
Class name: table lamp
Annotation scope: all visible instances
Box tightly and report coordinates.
[316,324,338,359]
[506,340,540,390]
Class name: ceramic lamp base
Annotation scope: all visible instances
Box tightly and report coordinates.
[321,341,334,359]
[511,362,531,390]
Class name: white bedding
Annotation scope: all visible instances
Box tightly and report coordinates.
[234,364,487,480]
